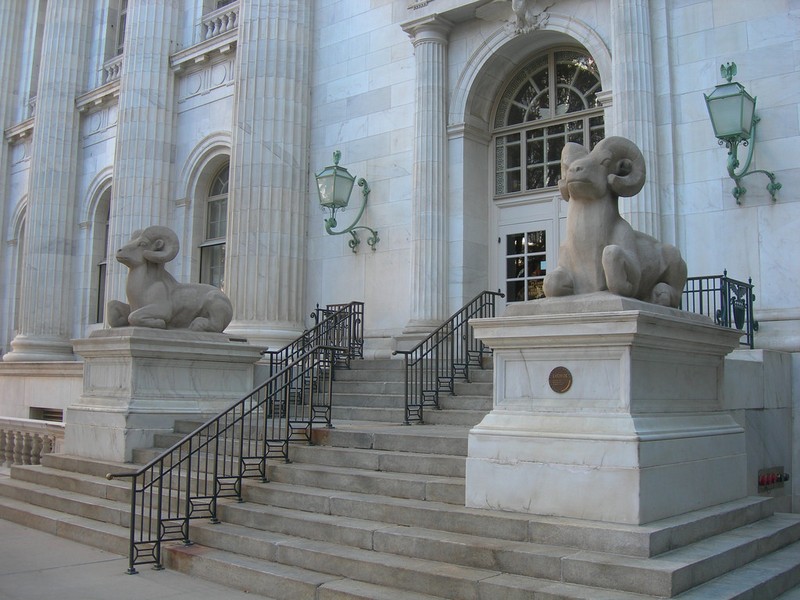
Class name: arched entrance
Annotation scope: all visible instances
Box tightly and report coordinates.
[448,18,611,313]
[492,48,604,309]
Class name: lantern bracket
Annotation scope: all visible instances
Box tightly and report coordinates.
[324,178,379,252]
[705,62,781,205]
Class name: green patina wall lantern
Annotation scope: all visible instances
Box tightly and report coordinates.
[315,150,379,252]
[704,62,781,204]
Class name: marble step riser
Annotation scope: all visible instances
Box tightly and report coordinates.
[215,501,800,597]
[0,480,129,527]
[333,371,407,383]
[336,382,492,397]
[332,375,493,391]
[331,392,492,411]
[562,516,800,597]
[40,453,137,479]
[243,482,534,546]
[165,541,453,600]
[267,464,465,505]
[9,465,131,503]
[311,429,469,456]
[288,445,466,478]
[343,360,404,371]
[330,407,485,427]
[165,543,335,600]
[208,503,800,598]
[216,502,567,582]
[136,442,467,482]
[187,524,492,600]
[241,481,781,558]
[0,500,130,556]
[143,432,468,477]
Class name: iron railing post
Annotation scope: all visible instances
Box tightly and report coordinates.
[395,291,504,424]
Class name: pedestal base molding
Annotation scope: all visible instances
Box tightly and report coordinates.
[65,327,262,462]
[467,292,746,525]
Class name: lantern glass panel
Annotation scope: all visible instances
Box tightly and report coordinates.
[316,166,355,209]
[705,82,756,141]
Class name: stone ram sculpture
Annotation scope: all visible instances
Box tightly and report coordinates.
[543,136,687,308]
[107,226,233,332]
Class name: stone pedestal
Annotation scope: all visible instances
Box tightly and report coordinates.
[467,292,746,525]
[65,328,263,462]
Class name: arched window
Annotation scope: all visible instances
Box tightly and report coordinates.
[494,49,604,195]
[492,48,604,304]
[92,190,111,324]
[199,163,228,289]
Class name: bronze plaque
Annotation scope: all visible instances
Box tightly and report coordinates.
[548,366,573,393]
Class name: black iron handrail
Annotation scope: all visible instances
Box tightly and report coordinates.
[682,271,757,348]
[394,291,504,424]
[262,301,364,376]
[106,303,365,574]
[311,302,365,361]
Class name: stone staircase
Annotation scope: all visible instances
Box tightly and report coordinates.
[2,358,800,599]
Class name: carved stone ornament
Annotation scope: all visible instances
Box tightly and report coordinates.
[511,0,554,33]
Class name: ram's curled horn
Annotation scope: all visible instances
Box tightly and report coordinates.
[598,136,646,198]
[141,226,180,264]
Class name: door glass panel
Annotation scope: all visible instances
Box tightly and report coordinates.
[505,228,547,303]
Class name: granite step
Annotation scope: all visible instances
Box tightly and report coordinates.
[240,478,780,558]
[266,460,465,505]
[330,405,487,426]
[674,539,800,599]
[333,368,407,383]
[40,453,138,479]
[288,443,467,477]
[0,494,130,556]
[311,422,470,456]
[165,533,451,600]
[0,475,131,527]
[181,519,653,600]
[215,493,800,597]
[9,463,131,503]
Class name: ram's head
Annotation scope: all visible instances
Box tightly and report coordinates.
[115,226,180,268]
[558,136,646,202]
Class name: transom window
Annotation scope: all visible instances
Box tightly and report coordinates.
[494,49,604,195]
[199,164,228,289]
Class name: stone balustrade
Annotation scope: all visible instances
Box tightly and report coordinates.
[202,2,239,41]
[0,418,64,467]
[103,54,123,84]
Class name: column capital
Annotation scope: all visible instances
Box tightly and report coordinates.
[401,14,453,45]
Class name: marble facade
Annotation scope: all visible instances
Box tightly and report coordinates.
[0,1,798,505]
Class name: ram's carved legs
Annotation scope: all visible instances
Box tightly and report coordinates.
[106,300,131,327]
[543,267,575,298]
[603,245,641,299]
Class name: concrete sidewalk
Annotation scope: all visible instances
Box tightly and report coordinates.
[0,518,273,600]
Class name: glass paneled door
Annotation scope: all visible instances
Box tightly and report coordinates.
[498,220,553,310]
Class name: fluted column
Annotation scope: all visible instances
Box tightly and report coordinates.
[610,0,660,238]
[4,1,92,361]
[224,0,313,347]
[0,3,26,355]
[105,0,179,309]
[402,16,453,333]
